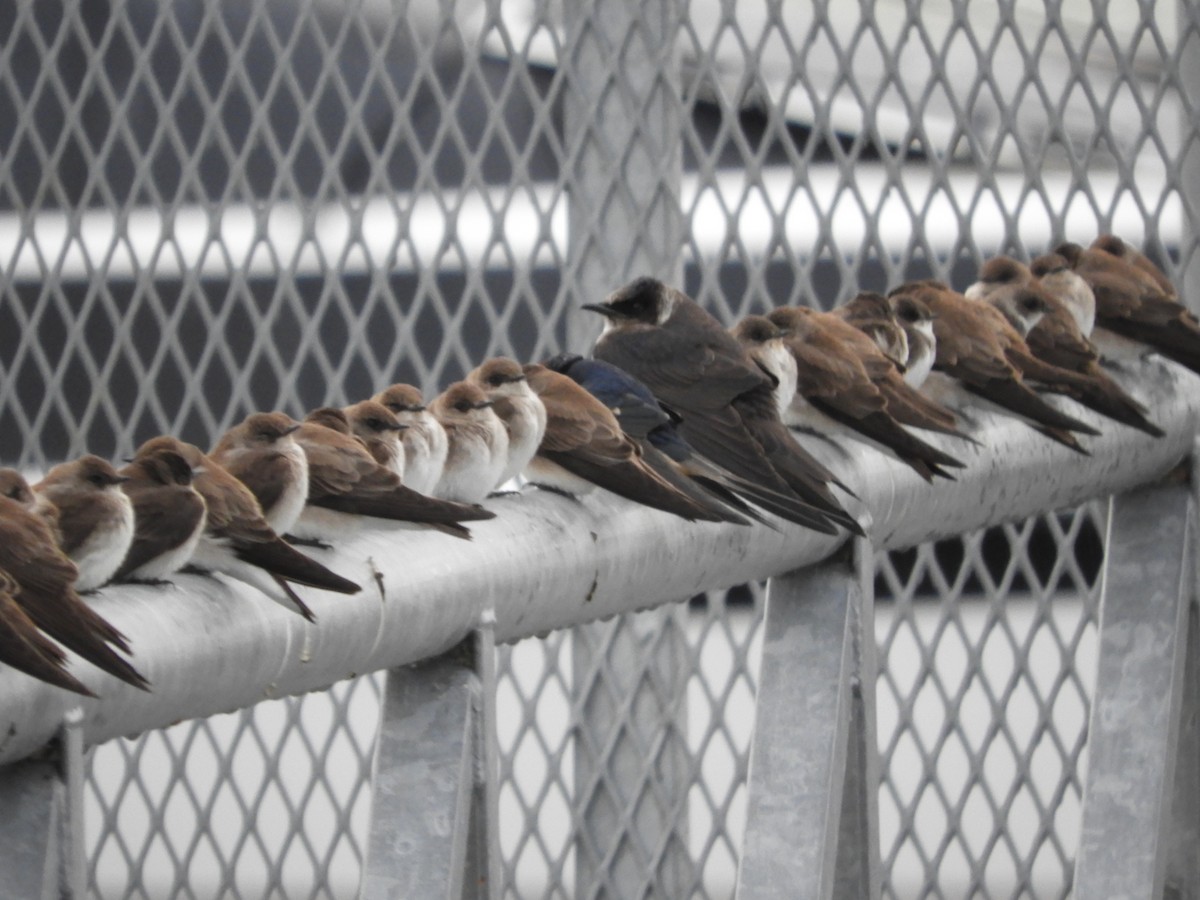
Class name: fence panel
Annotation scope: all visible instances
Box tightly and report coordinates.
[0,0,1191,897]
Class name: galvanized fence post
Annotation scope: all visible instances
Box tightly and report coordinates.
[561,0,689,894]
[359,622,500,900]
[1179,0,1200,312]
[1072,452,1198,898]
[735,539,881,900]
[0,708,87,899]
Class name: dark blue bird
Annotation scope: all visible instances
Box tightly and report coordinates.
[544,353,791,527]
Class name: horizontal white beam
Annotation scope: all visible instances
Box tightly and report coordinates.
[0,164,1176,282]
[0,356,1195,765]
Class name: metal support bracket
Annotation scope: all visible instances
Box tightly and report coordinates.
[1073,462,1199,899]
[0,708,87,899]
[359,619,501,900]
[736,538,881,900]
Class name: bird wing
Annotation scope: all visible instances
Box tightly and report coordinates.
[595,321,766,410]
[117,484,205,576]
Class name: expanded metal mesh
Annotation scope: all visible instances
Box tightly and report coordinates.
[0,0,1189,897]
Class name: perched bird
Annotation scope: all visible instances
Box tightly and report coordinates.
[0,568,95,696]
[749,311,966,482]
[522,363,728,522]
[467,357,548,487]
[0,470,148,691]
[585,277,862,535]
[34,456,134,592]
[0,466,59,531]
[211,412,309,535]
[292,407,493,540]
[1092,233,1176,298]
[889,293,938,388]
[1056,238,1200,375]
[429,382,509,504]
[115,448,208,582]
[371,384,448,496]
[135,436,362,621]
[344,400,407,477]
[971,259,1164,438]
[891,282,1100,453]
[1031,253,1096,337]
[729,315,798,419]
[831,291,909,371]
[774,302,968,441]
[545,353,770,526]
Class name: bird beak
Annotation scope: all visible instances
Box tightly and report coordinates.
[112,475,131,485]
[581,303,617,317]
[475,400,495,409]
[283,424,301,436]
[123,457,135,464]
[389,423,408,431]
[191,465,206,477]
[511,374,527,383]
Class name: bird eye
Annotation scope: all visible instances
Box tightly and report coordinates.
[455,401,471,413]
[367,418,384,430]
[88,473,107,486]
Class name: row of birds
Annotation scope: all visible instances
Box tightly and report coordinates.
[2,233,1197,699]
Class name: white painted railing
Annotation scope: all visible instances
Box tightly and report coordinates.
[0,354,1193,768]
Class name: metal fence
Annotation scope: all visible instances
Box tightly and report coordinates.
[0,0,1196,897]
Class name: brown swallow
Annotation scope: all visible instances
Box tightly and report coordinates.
[211,412,310,535]
[0,467,60,536]
[34,456,134,592]
[522,363,728,522]
[371,384,449,496]
[1092,233,1177,298]
[0,568,95,696]
[429,382,510,504]
[0,470,148,691]
[816,295,970,441]
[831,291,909,370]
[1030,253,1095,336]
[1056,238,1200,375]
[292,407,494,540]
[344,400,407,476]
[467,357,548,487]
[115,448,208,582]
[752,311,966,482]
[976,270,1164,438]
[585,277,862,535]
[964,256,1034,304]
[892,282,1099,453]
[889,293,938,388]
[135,436,362,621]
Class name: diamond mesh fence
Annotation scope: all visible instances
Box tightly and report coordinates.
[0,0,1191,897]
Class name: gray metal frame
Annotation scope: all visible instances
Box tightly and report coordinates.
[360,625,501,899]
[0,1,1196,897]
[736,541,881,900]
